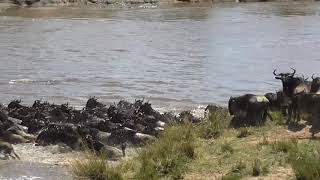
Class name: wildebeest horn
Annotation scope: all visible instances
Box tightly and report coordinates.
[312,74,315,80]
[273,69,279,76]
[290,67,296,76]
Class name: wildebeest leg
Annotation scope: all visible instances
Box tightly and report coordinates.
[287,105,292,124]
[292,98,300,124]
[11,150,20,159]
[264,109,273,123]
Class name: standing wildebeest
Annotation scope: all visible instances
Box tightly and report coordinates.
[228,94,272,127]
[311,74,320,94]
[273,68,311,123]
[264,91,292,115]
[295,93,320,137]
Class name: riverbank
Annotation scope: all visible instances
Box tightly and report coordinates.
[70,110,320,180]
[0,0,318,9]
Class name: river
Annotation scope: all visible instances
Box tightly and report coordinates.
[1,2,320,111]
[1,1,320,179]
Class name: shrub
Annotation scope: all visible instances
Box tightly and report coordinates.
[197,108,229,139]
[252,159,269,177]
[221,142,234,154]
[270,112,286,125]
[231,160,246,174]
[288,148,320,180]
[271,140,298,154]
[221,174,242,180]
[134,122,196,180]
[237,127,251,138]
[71,153,123,180]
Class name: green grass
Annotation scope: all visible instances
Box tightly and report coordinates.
[71,153,123,180]
[70,109,320,180]
[271,139,298,154]
[270,111,287,125]
[221,142,234,154]
[287,143,320,180]
[237,127,251,138]
[252,158,269,177]
[133,122,196,180]
[196,108,230,139]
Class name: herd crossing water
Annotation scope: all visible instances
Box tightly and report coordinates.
[1,1,320,179]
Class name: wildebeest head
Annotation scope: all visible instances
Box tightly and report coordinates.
[273,68,307,96]
[228,97,237,116]
[273,68,296,81]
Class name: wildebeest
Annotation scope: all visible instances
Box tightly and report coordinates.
[273,68,311,123]
[294,93,320,137]
[0,141,19,159]
[228,94,272,127]
[311,74,320,94]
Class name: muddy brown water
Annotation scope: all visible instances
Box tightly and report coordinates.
[0,161,71,180]
[1,2,320,111]
[1,1,320,178]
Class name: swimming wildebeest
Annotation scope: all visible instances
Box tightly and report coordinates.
[0,141,19,159]
[273,68,312,123]
[228,94,272,127]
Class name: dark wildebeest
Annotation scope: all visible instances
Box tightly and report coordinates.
[311,74,320,94]
[264,92,280,111]
[228,94,272,127]
[264,91,291,115]
[273,68,311,123]
[294,93,320,137]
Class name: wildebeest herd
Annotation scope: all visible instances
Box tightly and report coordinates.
[229,68,320,136]
[1,68,320,160]
[0,97,199,159]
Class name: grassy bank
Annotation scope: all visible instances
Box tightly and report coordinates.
[71,110,320,180]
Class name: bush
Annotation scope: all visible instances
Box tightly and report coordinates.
[288,148,320,180]
[237,128,251,138]
[270,112,286,125]
[134,122,196,180]
[71,153,123,180]
[272,140,298,154]
[252,159,269,177]
[197,108,229,139]
[231,160,246,174]
[221,174,242,180]
[221,142,234,154]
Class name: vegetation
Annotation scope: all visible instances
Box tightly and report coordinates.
[196,108,229,139]
[71,152,123,180]
[237,127,251,138]
[133,123,196,180]
[287,144,320,180]
[71,109,320,180]
[271,139,298,153]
